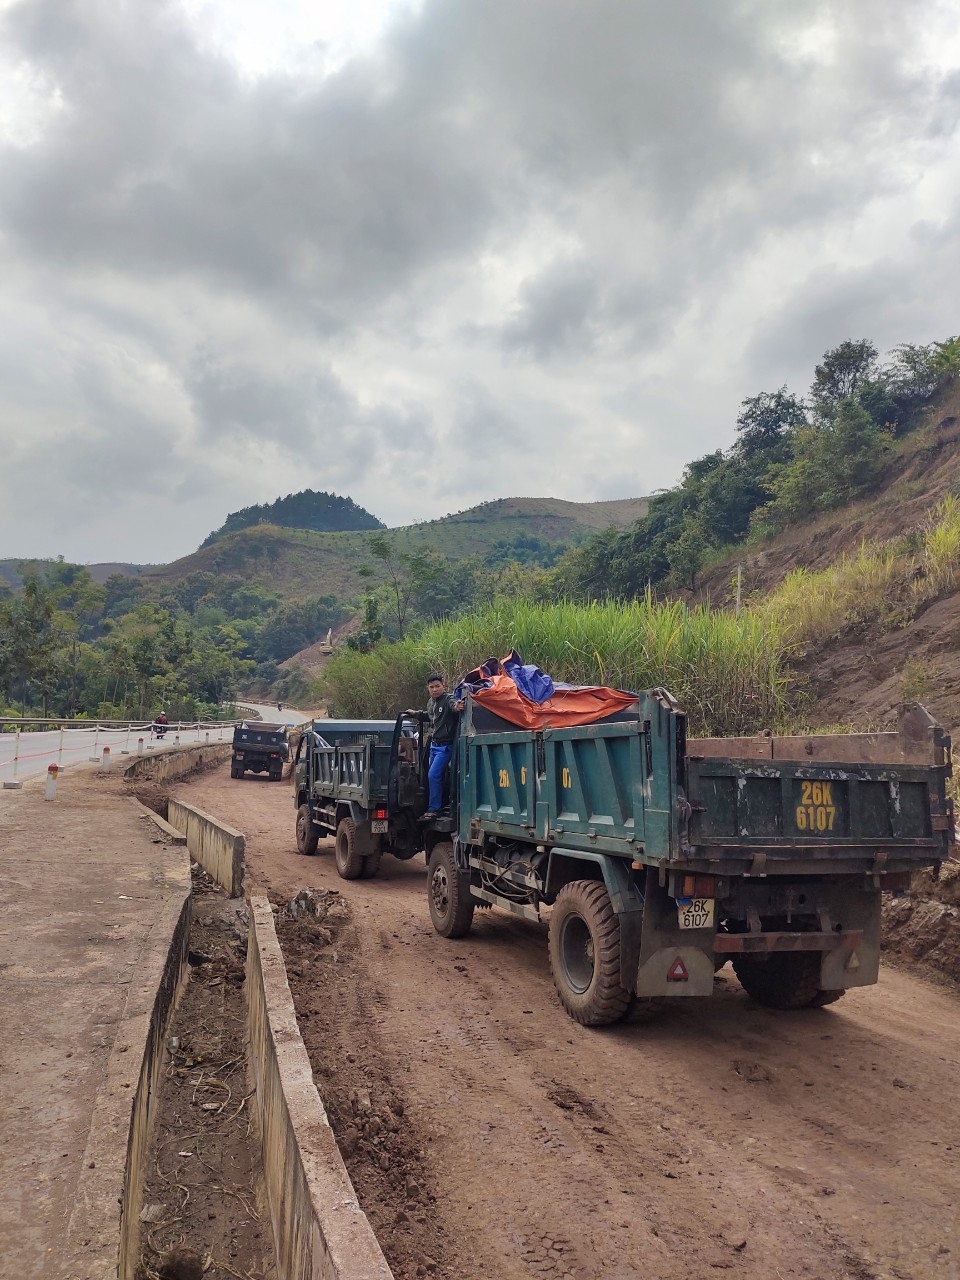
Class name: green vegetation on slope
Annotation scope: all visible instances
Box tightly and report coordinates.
[322,595,791,737]
[0,559,348,719]
[200,488,385,547]
[145,496,650,604]
[757,493,960,650]
[557,337,960,601]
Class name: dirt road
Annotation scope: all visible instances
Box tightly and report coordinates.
[173,765,960,1280]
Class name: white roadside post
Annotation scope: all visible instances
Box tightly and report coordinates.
[45,763,58,801]
[122,724,131,755]
[175,721,181,746]
[89,725,101,763]
[137,736,144,757]
[58,725,64,766]
[3,727,23,790]
[100,745,111,774]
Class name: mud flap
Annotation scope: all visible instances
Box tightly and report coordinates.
[635,870,715,997]
[819,886,881,990]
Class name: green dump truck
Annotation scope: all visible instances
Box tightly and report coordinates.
[423,691,953,1025]
[293,717,433,879]
[231,721,289,781]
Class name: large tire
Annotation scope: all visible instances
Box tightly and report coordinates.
[335,818,365,880]
[809,988,846,1008]
[548,881,632,1026]
[295,804,319,856]
[360,851,382,879]
[428,842,474,938]
[733,951,842,1010]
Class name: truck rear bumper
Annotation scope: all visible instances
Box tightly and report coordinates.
[714,929,863,955]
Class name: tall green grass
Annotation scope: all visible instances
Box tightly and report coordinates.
[322,595,792,736]
[757,493,960,648]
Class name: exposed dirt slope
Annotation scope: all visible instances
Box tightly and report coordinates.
[172,765,960,1280]
[690,386,960,735]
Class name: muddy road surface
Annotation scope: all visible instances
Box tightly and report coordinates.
[172,764,960,1280]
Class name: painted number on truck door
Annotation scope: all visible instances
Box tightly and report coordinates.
[561,767,572,788]
[795,780,837,832]
[498,769,510,787]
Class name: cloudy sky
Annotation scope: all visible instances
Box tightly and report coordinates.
[2,0,960,565]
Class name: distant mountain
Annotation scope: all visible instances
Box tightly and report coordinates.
[0,559,143,589]
[145,495,650,601]
[200,489,385,547]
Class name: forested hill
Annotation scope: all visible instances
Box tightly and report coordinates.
[200,488,384,546]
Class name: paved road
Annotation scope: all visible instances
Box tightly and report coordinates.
[1,703,315,785]
[235,701,314,727]
[0,721,236,785]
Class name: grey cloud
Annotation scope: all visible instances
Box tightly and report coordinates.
[2,0,960,562]
[500,260,599,359]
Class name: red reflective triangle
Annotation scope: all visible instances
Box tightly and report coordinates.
[667,956,689,982]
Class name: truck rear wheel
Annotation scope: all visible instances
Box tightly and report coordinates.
[428,842,474,938]
[733,951,844,1010]
[360,851,382,879]
[295,804,319,856]
[335,818,365,879]
[548,881,632,1026]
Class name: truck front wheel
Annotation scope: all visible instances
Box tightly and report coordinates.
[733,951,845,1010]
[548,881,632,1026]
[335,818,365,879]
[296,804,319,856]
[428,842,474,938]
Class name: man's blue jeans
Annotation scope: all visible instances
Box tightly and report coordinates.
[427,743,451,812]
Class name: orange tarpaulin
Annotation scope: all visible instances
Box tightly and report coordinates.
[467,671,638,730]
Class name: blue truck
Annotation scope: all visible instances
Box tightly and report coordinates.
[421,690,953,1025]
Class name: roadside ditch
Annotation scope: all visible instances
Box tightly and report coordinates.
[134,864,276,1280]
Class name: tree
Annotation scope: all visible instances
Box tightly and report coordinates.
[0,575,59,712]
[810,340,878,422]
[363,535,455,637]
[734,387,807,463]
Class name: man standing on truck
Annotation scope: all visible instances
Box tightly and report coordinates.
[421,673,463,821]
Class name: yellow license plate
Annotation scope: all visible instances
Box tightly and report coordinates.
[678,898,715,930]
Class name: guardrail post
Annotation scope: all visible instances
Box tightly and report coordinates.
[58,725,64,765]
[3,728,23,790]
[45,763,59,801]
[89,725,101,763]
[205,731,210,745]
[137,736,144,757]
[121,725,131,755]
[100,745,111,774]
[174,723,181,746]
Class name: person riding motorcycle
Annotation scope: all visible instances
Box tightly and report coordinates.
[153,711,169,738]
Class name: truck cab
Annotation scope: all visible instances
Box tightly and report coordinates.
[293,716,446,878]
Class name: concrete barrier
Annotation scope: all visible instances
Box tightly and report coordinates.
[60,864,192,1280]
[167,798,245,897]
[118,891,192,1279]
[123,741,232,784]
[247,895,394,1280]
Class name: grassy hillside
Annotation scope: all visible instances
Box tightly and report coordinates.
[690,381,960,732]
[0,559,143,589]
[141,495,649,601]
